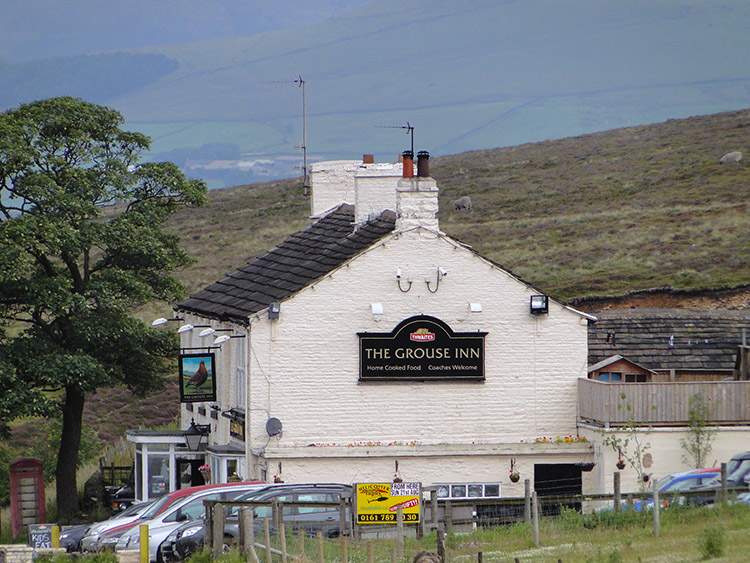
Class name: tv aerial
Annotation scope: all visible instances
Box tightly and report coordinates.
[272,76,310,195]
[377,122,414,154]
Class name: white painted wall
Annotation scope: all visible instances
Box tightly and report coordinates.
[242,229,589,483]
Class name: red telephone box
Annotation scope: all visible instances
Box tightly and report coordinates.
[10,457,46,538]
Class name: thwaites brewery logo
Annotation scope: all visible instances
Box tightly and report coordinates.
[358,315,487,381]
[410,328,435,342]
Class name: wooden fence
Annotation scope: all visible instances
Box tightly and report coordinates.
[578,378,750,425]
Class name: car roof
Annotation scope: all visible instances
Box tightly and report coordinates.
[238,483,352,499]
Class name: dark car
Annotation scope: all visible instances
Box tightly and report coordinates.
[161,483,352,561]
[686,451,750,505]
[59,524,91,552]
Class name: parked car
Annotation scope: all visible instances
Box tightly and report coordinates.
[161,483,352,562]
[59,524,91,553]
[94,482,262,553]
[594,467,720,512]
[80,500,156,553]
[114,482,266,563]
[686,451,750,506]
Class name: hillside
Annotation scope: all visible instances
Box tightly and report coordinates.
[163,108,750,308]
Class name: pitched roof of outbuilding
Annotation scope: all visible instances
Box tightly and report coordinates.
[177,204,396,323]
[588,309,750,373]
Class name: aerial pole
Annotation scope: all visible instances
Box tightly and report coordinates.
[293,76,310,197]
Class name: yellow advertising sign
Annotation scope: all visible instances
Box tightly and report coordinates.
[355,482,421,524]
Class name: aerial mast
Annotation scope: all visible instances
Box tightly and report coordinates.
[293,76,310,197]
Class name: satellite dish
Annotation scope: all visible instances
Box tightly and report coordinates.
[266,417,283,436]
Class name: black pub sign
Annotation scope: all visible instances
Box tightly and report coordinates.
[358,315,487,381]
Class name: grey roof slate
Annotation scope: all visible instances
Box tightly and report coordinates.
[588,309,750,372]
[177,204,396,323]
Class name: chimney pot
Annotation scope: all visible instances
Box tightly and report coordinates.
[402,150,414,178]
[417,150,430,177]
[363,154,374,164]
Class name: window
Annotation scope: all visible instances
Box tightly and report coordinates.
[598,372,622,381]
[236,343,246,407]
[624,373,648,382]
[435,483,502,500]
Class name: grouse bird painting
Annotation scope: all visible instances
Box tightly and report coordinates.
[187,360,209,388]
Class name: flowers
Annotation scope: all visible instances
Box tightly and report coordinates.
[533,435,588,444]
[198,464,211,472]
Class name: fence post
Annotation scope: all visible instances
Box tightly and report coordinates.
[524,479,531,522]
[212,503,225,561]
[241,507,259,563]
[720,462,728,505]
[263,518,272,563]
[341,535,348,563]
[437,527,446,562]
[431,490,439,531]
[652,481,660,537]
[396,505,404,559]
[339,493,349,537]
[613,472,621,513]
[532,491,539,548]
[445,500,453,534]
[205,501,214,552]
[279,522,287,563]
[316,531,324,563]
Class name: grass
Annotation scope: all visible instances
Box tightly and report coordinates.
[182,503,750,562]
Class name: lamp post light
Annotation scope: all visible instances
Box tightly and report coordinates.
[184,418,209,451]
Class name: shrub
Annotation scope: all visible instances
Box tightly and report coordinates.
[698,526,725,559]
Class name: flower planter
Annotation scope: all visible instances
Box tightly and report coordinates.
[616,460,626,470]
[509,473,520,483]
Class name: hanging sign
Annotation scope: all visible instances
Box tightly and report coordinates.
[355,482,421,524]
[179,353,217,403]
[358,316,486,381]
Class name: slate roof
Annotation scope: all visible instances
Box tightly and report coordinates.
[178,204,396,323]
[588,309,750,373]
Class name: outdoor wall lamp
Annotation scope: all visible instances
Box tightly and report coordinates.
[177,324,211,333]
[198,327,233,337]
[426,267,447,294]
[396,268,412,293]
[530,295,549,315]
[151,317,184,326]
[213,334,247,345]
[268,301,281,320]
[183,418,210,451]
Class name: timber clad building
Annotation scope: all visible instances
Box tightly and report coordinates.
[128,153,750,506]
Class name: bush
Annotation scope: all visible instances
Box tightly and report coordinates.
[698,526,725,559]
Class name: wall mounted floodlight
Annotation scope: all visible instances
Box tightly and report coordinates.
[178,324,211,333]
[530,295,549,314]
[268,302,281,320]
[199,328,215,337]
[152,317,184,326]
[426,267,448,293]
[396,267,413,293]
[213,335,231,345]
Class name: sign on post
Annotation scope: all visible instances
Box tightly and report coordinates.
[355,482,421,524]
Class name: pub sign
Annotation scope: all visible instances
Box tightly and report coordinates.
[179,353,217,403]
[358,315,486,381]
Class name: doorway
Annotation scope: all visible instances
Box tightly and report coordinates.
[534,464,583,516]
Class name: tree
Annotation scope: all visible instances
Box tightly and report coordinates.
[680,393,716,469]
[0,97,207,521]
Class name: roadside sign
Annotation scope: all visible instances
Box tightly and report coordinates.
[355,482,421,524]
[28,524,53,548]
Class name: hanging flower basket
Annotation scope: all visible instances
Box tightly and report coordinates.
[273,475,284,483]
[199,464,211,484]
[509,471,520,483]
[578,462,596,472]
[616,459,626,470]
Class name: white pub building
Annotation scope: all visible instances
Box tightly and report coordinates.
[130,151,749,508]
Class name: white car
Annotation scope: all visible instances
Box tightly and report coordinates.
[115,483,265,562]
[80,500,156,552]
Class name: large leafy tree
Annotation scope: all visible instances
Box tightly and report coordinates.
[0,97,207,521]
